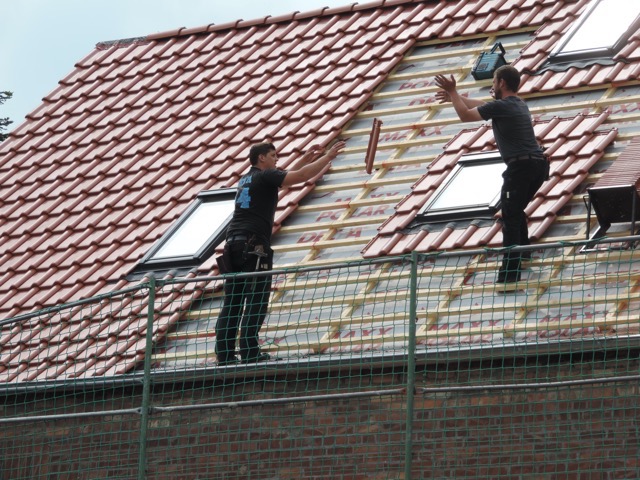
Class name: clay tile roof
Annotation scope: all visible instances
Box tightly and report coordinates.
[0,2,435,324]
[362,112,618,258]
[0,0,623,381]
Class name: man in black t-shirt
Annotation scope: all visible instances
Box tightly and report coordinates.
[215,140,346,365]
[435,66,549,289]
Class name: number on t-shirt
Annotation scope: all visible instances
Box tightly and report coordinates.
[237,187,251,208]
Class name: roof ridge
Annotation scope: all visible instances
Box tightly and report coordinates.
[95,36,149,51]
[95,1,420,48]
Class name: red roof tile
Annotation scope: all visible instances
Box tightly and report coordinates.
[594,136,640,190]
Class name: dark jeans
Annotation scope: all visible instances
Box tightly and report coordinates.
[215,241,273,362]
[499,157,549,277]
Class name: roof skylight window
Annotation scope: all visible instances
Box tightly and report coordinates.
[418,152,505,222]
[130,188,236,276]
[549,0,640,63]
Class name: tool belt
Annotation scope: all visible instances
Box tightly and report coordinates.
[216,233,272,274]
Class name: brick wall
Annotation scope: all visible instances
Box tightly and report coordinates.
[1,354,639,479]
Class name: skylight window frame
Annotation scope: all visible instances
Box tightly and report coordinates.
[418,151,505,223]
[135,188,236,273]
[548,0,640,64]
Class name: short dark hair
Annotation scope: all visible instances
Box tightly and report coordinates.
[249,143,276,165]
[494,65,521,92]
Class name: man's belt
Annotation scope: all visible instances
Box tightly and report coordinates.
[227,230,271,245]
[226,234,249,242]
[504,153,546,165]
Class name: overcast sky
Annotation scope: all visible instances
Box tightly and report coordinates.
[0,0,351,130]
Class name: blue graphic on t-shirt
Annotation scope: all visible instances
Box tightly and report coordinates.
[236,175,252,208]
[237,188,251,208]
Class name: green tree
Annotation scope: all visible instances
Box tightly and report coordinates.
[0,91,14,142]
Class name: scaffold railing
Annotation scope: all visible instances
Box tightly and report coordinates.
[1,237,640,479]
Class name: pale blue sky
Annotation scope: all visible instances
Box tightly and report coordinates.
[0,0,350,131]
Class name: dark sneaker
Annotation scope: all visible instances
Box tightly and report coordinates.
[241,353,271,364]
[217,357,238,367]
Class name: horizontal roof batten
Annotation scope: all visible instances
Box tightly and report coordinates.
[278,256,363,268]
[553,214,589,225]
[372,77,491,101]
[412,26,539,48]
[358,90,624,120]
[312,175,423,193]
[344,118,460,137]
[350,103,640,140]
[420,315,627,338]
[325,165,424,177]
[294,195,405,213]
[356,95,594,120]
[273,237,370,253]
[389,68,467,82]
[343,136,453,155]
[357,103,438,118]
[165,307,636,348]
[393,41,532,76]
[606,112,640,124]
[278,216,389,234]
[331,156,436,173]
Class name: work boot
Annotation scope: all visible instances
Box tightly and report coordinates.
[241,353,271,364]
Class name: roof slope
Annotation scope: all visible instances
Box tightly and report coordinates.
[1,0,611,381]
[0,0,572,318]
[0,2,433,321]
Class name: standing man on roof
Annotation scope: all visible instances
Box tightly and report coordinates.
[215,140,346,366]
[434,65,549,288]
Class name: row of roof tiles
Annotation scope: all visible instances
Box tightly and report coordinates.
[594,136,640,189]
[129,0,565,44]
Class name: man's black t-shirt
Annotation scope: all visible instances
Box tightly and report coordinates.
[477,96,541,160]
[226,166,287,245]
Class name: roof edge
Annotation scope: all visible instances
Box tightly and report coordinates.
[95,36,150,51]
[97,0,422,48]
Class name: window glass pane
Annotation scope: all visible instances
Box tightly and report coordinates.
[430,162,505,210]
[562,0,640,53]
[153,199,234,259]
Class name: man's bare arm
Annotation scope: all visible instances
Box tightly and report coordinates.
[434,75,484,123]
[282,141,347,187]
[435,90,486,109]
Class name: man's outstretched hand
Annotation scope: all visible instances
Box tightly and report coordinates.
[434,74,457,93]
[282,140,347,186]
[434,74,484,123]
[300,145,324,164]
[301,141,346,164]
[325,141,346,160]
[435,90,451,104]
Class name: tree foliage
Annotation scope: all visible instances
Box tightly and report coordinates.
[0,91,14,142]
